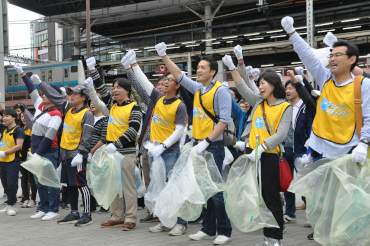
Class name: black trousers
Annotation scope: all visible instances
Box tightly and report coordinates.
[20,166,37,201]
[246,148,284,240]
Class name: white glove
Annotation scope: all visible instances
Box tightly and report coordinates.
[234,45,243,60]
[234,141,245,152]
[120,56,131,70]
[222,55,236,71]
[30,74,42,84]
[60,87,67,96]
[0,151,6,158]
[106,143,117,153]
[251,68,260,80]
[295,75,305,86]
[86,57,96,71]
[352,142,368,166]
[246,66,253,74]
[294,66,304,76]
[84,77,94,89]
[196,140,209,154]
[151,144,166,159]
[222,81,229,87]
[71,153,83,167]
[277,73,283,83]
[155,42,167,57]
[126,50,137,64]
[281,16,295,34]
[323,31,338,48]
[302,153,313,164]
[32,153,41,159]
[14,64,24,74]
[248,145,265,162]
[87,153,93,163]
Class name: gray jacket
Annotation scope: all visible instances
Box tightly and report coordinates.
[235,79,292,152]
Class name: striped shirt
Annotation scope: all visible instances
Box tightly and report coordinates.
[91,116,108,148]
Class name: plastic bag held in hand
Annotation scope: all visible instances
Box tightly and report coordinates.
[155,42,167,57]
[135,166,147,198]
[281,16,295,34]
[323,31,338,49]
[86,57,96,71]
[222,55,235,71]
[234,45,243,61]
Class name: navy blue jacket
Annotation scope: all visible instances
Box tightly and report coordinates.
[293,102,313,154]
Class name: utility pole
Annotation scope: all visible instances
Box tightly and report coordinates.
[306,0,315,87]
[86,0,91,76]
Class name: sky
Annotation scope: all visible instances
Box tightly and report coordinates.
[6,3,41,59]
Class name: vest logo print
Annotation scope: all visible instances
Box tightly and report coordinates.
[63,123,76,134]
[254,117,275,133]
[152,113,170,126]
[109,115,125,125]
[193,107,209,119]
[320,98,349,117]
[0,141,11,149]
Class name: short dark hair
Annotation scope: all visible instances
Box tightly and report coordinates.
[200,56,218,78]
[13,103,26,112]
[51,85,62,95]
[113,78,131,97]
[332,40,359,71]
[3,109,17,119]
[257,69,286,99]
[229,87,242,102]
[284,80,294,88]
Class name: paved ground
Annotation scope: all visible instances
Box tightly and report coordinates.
[0,182,321,246]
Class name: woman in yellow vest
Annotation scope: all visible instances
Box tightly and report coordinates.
[0,109,25,216]
[223,55,292,246]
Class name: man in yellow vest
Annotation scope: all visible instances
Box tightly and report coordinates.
[123,50,188,235]
[0,109,25,216]
[84,57,143,231]
[155,43,232,245]
[33,76,94,227]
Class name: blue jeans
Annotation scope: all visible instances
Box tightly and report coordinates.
[34,151,60,213]
[195,141,232,237]
[149,149,187,226]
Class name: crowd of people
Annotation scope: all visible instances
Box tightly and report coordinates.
[0,16,369,246]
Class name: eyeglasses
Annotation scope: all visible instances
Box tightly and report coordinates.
[164,77,176,82]
[327,52,346,59]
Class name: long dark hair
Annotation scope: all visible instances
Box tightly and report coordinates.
[257,69,286,99]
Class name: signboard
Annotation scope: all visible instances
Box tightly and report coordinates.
[159,65,167,74]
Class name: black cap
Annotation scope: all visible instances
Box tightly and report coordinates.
[68,85,89,97]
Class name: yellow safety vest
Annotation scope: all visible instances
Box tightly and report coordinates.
[106,101,136,142]
[60,108,89,150]
[193,81,223,140]
[312,77,359,144]
[24,128,32,153]
[249,100,291,154]
[150,96,182,143]
[0,126,19,162]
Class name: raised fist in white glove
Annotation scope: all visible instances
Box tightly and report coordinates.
[151,144,166,159]
[246,66,253,74]
[295,75,305,86]
[294,66,304,76]
[106,143,117,153]
[86,57,96,71]
[234,45,243,61]
[222,55,236,71]
[196,140,209,154]
[120,56,131,70]
[14,64,24,75]
[60,87,67,97]
[248,145,265,162]
[84,77,94,89]
[352,142,368,166]
[71,153,83,167]
[87,153,93,163]
[281,16,295,34]
[251,68,260,80]
[155,42,167,57]
[323,31,338,48]
[222,81,229,87]
[30,74,42,84]
[126,50,137,65]
[277,73,283,83]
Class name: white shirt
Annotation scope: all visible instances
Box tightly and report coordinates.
[292,99,303,130]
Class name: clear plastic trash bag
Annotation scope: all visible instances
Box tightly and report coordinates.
[21,153,61,188]
[87,145,124,209]
[143,141,167,215]
[289,155,370,246]
[135,166,146,198]
[224,154,279,232]
[155,147,225,228]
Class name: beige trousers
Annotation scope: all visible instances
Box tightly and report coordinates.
[141,154,151,189]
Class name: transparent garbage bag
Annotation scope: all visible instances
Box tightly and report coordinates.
[135,166,146,198]
[87,145,124,209]
[180,141,193,153]
[155,147,225,228]
[143,142,167,215]
[224,154,279,232]
[21,153,61,188]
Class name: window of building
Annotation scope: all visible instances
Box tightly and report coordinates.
[71,66,78,73]
[48,70,52,82]
[42,71,46,81]
[8,74,12,85]
[14,74,18,85]
[64,68,68,78]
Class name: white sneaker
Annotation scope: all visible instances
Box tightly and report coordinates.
[21,200,29,208]
[255,236,270,246]
[0,205,17,216]
[41,212,60,221]
[189,231,216,241]
[283,215,296,224]
[268,239,282,246]
[304,220,311,227]
[26,200,36,208]
[213,235,231,245]
[149,223,168,233]
[0,205,10,214]
[31,211,46,219]
[168,224,187,236]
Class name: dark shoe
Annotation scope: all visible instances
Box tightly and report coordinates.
[140,213,159,223]
[122,222,136,231]
[101,220,125,228]
[57,211,80,224]
[60,202,70,210]
[99,206,109,214]
[75,213,93,227]
[307,232,314,240]
[296,203,306,210]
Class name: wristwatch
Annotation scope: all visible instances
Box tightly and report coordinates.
[362,138,370,145]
